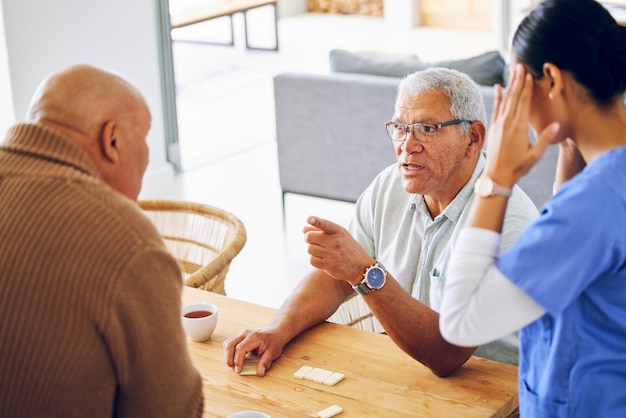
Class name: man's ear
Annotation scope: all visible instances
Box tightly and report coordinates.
[467,121,486,155]
[100,120,120,163]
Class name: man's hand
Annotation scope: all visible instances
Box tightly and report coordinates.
[303,216,375,286]
[223,327,286,377]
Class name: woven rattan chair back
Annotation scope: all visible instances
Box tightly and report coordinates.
[327,293,385,333]
[138,200,246,294]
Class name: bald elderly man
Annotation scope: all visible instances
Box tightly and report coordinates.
[0,66,203,417]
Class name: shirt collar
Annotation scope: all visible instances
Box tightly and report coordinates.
[1,123,102,179]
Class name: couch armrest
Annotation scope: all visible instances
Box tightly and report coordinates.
[274,72,399,203]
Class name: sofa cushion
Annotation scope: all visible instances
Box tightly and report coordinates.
[329,49,505,86]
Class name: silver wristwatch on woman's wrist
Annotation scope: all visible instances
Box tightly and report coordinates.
[474,176,512,198]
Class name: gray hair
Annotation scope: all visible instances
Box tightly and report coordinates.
[397,67,487,135]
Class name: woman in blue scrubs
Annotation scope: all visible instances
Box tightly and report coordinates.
[439,0,626,417]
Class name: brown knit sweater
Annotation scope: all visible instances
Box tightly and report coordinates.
[0,124,203,417]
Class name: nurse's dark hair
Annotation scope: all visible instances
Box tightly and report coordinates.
[512,0,626,106]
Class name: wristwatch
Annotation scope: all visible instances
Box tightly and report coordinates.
[474,176,512,198]
[352,262,387,295]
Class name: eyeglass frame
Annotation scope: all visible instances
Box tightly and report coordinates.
[384,119,474,143]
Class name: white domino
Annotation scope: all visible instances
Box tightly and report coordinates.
[322,372,345,386]
[317,404,343,418]
[239,353,260,375]
[244,353,259,363]
[304,367,325,381]
[239,364,258,376]
[313,369,334,383]
[293,365,313,379]
[293,365,345,386]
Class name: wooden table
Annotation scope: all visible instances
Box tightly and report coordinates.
[183,287,519,417]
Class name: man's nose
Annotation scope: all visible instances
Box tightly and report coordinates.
[401,130,425,153]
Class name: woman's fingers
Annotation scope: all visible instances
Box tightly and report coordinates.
[491,84,503,122]
[484,64,543,184]
[513,72,534,126]
[534,123,560,158]
[490,64,527,138]
[501,64,527,124]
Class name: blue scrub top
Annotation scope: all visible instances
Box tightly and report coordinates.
[497,145,626,418]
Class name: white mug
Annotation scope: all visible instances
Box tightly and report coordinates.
[227,412,270,418]
[181,302,218,341]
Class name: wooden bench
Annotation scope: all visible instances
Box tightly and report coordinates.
[170,0,279,51]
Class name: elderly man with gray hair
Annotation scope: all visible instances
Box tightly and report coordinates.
[224,67,538,377]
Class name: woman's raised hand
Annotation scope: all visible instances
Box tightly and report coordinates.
[485,64,560,187]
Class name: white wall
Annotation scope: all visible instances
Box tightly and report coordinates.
[383,0,419,28]
[1,0,176,195]
[278,0,307,17]
[0,0,15,136]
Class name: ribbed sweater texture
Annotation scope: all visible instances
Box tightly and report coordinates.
[0,124,203,417]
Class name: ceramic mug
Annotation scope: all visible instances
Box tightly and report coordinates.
[181,302,218,341]
[227,412,270,418]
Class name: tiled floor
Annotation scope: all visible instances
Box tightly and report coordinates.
[141,12,495,308]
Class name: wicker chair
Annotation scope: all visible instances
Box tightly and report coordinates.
[138,200,246,294]
[327,293,385,333]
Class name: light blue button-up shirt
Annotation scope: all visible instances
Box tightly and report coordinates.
[348,154,538,364]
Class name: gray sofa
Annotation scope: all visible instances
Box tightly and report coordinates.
[274,50,558,209]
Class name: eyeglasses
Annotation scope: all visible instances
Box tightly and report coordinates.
[384,119,473,143]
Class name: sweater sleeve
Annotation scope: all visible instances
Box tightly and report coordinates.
[105,248,203,418]
[439,227,545,347]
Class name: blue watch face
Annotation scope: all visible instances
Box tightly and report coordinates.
[366,267,385,289]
